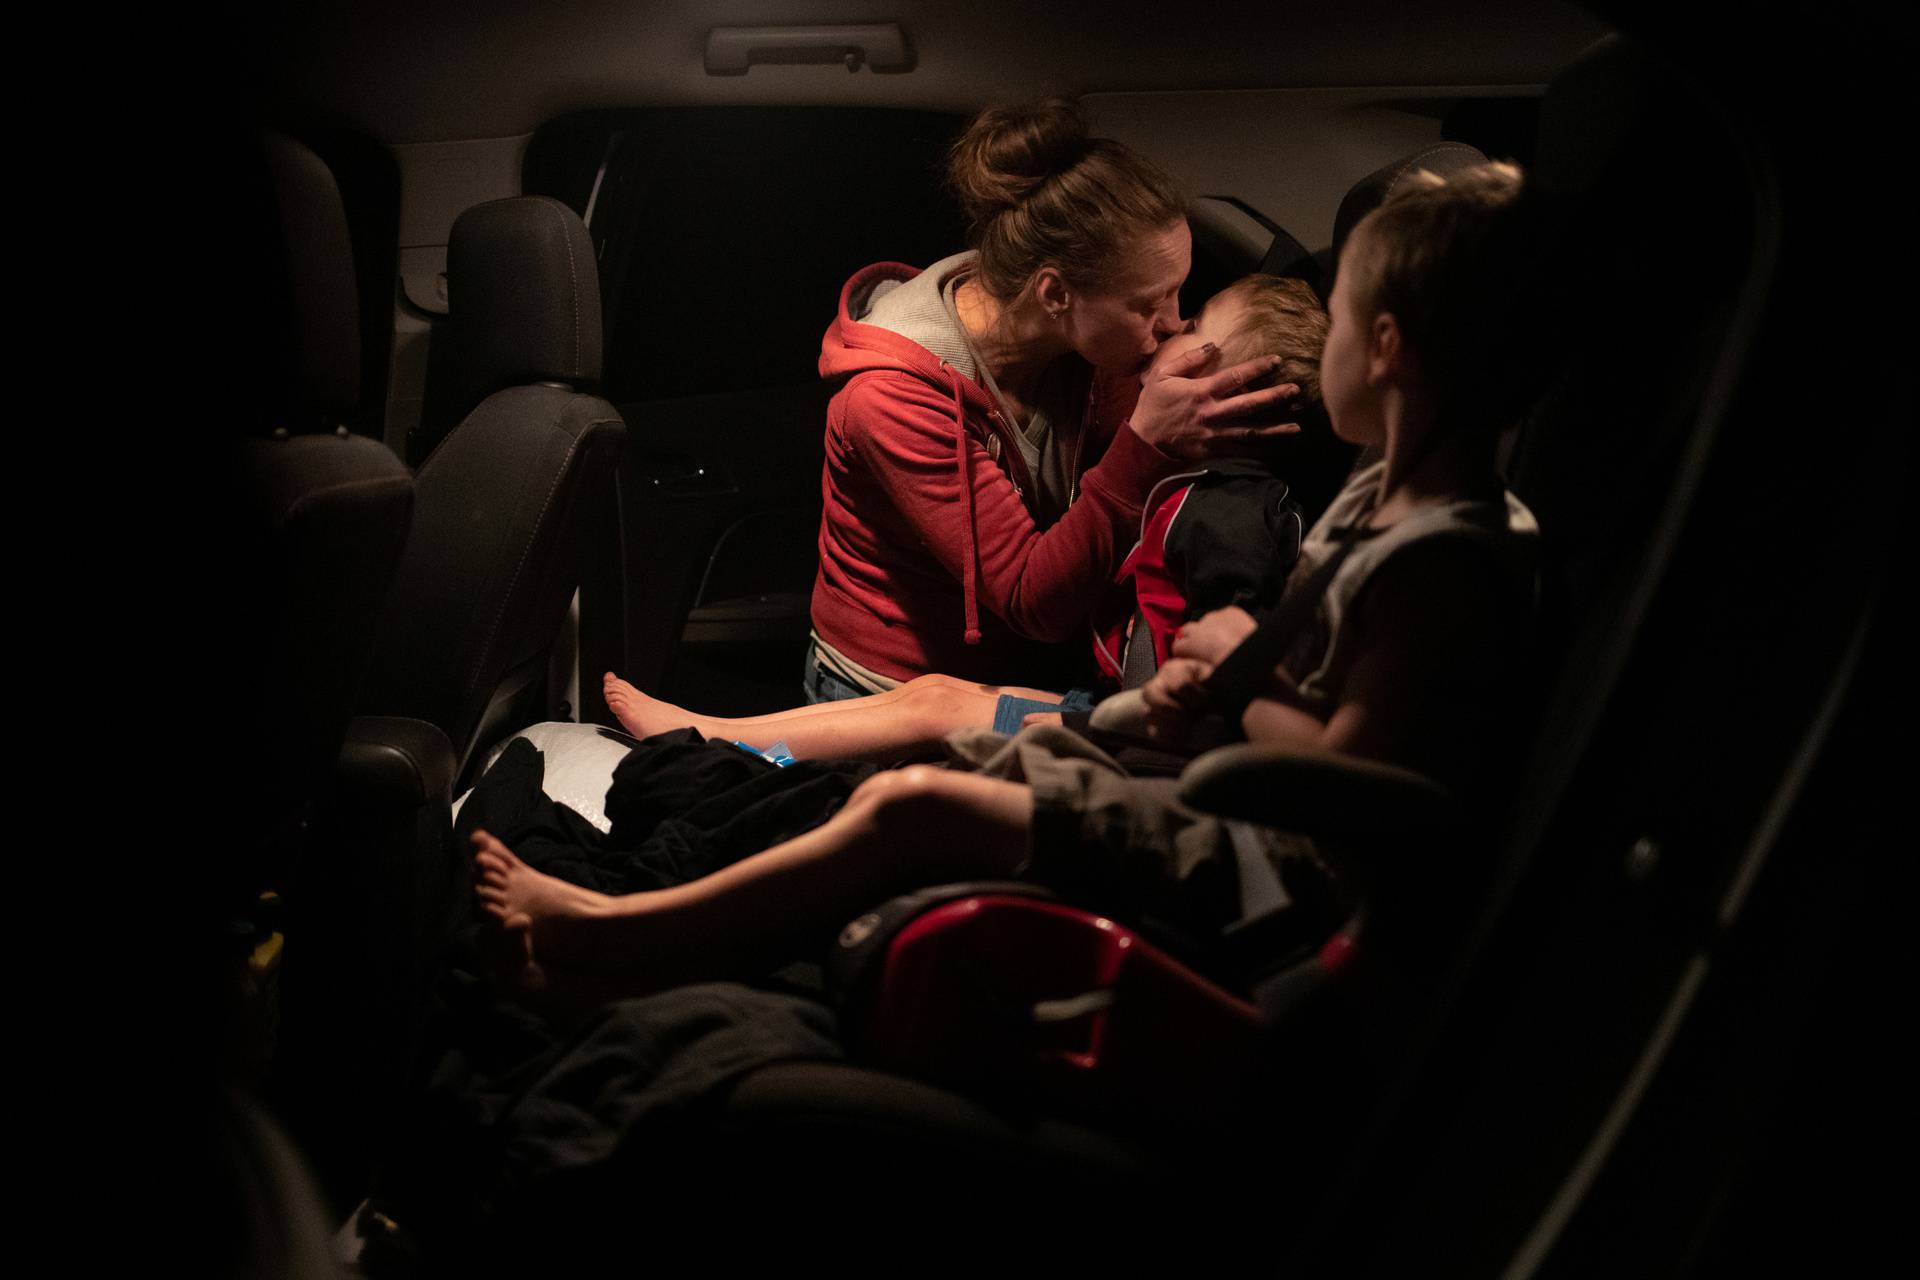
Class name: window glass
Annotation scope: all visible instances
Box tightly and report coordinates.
[527,107,970,401]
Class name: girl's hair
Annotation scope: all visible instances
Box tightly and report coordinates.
[1213,274,1330,410]
[947,97,1186,301]
[1341,161,1557,433]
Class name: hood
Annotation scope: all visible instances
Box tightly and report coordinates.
[821,258,989,397]
[817,256,1124,652]
[819,258,1005,647]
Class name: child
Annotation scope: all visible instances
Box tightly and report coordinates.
[598,274,1340,763]
[475,163,1547,991]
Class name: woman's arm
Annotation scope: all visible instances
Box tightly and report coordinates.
[843,372,1179,642]
[838,346,1306,645]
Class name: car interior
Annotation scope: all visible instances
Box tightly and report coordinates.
[175,1,1897,1272]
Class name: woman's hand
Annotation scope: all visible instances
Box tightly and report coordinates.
[1171,605,1259,666]
[1128,345,1303,460]
[1139,656,1215,742]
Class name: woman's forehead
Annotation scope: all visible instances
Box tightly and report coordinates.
[1111,221,1191,294]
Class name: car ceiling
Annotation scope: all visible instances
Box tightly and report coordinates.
[254,0,1611,143]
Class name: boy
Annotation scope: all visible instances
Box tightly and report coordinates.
[598,274,1339,761]
[475,163,1547,989]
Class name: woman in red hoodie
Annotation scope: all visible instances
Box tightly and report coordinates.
[804,97,1302,701]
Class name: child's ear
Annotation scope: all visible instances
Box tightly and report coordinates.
[1367,310,1405,385]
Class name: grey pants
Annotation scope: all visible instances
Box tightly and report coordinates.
[942,723,1330,940]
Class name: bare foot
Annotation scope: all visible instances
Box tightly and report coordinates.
[470,830,691,1011]
[602,672,697,740]
[471,830,619,976]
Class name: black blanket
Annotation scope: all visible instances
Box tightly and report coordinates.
[376,731,877,1258]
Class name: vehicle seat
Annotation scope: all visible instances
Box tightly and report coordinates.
[1268,140,1493,299]
[239,131,416,861]
[232,130,424,1206]
[357,196,627,786]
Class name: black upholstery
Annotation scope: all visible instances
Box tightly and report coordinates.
[243,433,413,824]
[448,194,603,413]
[293,713,459,1200]
[257,132,364,430]
[235,135,421,1204]
[1330,141,1493,264]
[239,134,414,830]
[1180,742,1457,836]
[360,196,626,783]
[1263,140,1492,297]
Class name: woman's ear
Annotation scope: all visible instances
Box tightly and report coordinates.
[1032,267,1072,317]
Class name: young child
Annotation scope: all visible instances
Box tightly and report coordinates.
[475,163,1547,992]
[598,274,1340,762]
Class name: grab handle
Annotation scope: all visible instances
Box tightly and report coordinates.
[703,23,914,75]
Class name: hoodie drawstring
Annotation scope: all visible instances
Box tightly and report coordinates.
[946,363,983,646]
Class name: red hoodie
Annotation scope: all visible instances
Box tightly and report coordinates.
[810,260,1182,686]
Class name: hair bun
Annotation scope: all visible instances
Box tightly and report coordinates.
[948,97,1093,225]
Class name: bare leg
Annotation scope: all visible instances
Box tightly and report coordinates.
[602,671,1064,761]
[472,765,1032,996]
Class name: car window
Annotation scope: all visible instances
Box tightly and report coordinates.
[525,106,970,401]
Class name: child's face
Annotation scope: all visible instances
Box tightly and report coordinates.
[1140,291,1249,383]
[1321,249,1380,446]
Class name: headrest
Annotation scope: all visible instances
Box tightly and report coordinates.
[258,132,361,429]
[447,196,603,404]
[1330,141,1492,262]
[1534,36,1653,202]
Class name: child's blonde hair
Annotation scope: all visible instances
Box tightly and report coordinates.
[1342,161,1552,431]
[1213,274,1330,411]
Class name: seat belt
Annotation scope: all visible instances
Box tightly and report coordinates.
[1201,526,1371,722]
[1120,604,1161,689]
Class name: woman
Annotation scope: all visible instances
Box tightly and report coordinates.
[806,97,1301,701]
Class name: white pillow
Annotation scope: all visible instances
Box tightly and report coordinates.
[452,721,639,834]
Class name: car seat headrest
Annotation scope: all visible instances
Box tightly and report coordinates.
[257,131,361,431]
[1330,141,1492,264]
[447,196,603,403]
[1533,35,1656,202]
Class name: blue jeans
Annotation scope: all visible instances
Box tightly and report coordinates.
[989,688,1097,736]
[801,639,871,705]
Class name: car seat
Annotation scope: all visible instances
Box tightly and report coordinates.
[227,129,426,1214]
[356,196,628,788]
